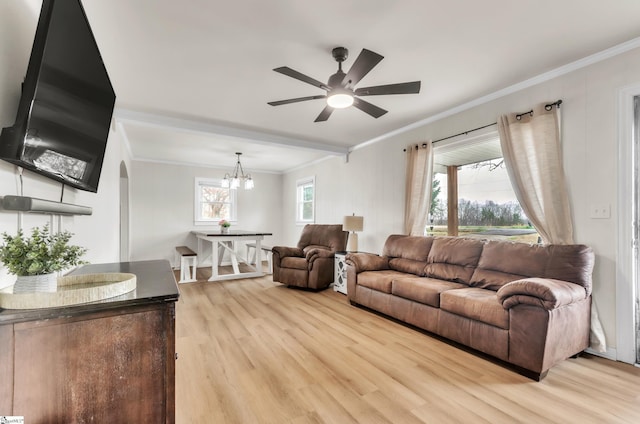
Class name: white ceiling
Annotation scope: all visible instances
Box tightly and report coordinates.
[433,127,503,173]
[77,0,640,173]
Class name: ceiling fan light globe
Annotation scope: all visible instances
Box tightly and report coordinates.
[327,93,354,109]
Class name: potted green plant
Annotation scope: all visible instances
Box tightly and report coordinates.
[0,224,87,292]
[218,219,231,234]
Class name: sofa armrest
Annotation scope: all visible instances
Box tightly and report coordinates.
[272,246,304,259]
[345,253,389,273]
[305,247,334,267]
[497,278,588,311]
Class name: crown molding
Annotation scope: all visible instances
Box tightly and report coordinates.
[129,156,282,175]
[352,36,640,152]
[113,108,349,156]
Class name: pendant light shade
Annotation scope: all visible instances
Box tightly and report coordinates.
[222,152,254,190]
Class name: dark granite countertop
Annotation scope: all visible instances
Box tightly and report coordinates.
[0,260,179,324]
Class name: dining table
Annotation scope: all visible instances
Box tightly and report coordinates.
[191,230,273,281]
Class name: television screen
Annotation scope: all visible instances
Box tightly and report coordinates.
[0,0,116,193]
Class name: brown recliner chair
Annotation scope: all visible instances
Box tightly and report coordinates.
[272,224,348,290]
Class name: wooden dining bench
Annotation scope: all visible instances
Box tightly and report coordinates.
[175,245,197,283]
[245,243,273,274]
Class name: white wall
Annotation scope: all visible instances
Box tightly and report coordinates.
[0,1,128,288]
[129,160,283,266]
[284,46,640,354]
[282,145,408,254]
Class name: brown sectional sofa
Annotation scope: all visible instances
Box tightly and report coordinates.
[346,235,595,380]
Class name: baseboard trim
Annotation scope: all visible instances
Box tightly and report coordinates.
[585,346,618,361]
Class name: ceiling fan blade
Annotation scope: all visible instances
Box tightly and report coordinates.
[341,49,384,89]
[355,81,421,97]
[353,97,387,119]
[273,67,330,91]
[268,95,326,106]
[314,105,334,122]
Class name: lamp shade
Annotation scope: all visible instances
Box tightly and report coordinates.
[343,215,363,232]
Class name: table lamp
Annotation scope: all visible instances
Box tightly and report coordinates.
[343,214,364,252]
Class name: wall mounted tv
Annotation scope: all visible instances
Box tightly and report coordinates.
[0,0,116,193]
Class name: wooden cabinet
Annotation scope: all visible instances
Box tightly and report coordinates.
[0,260,179,423]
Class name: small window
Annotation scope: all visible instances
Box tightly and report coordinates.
[194,177,237,224]
[296,176,315,224]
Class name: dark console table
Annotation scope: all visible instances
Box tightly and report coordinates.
[0,260,180,423]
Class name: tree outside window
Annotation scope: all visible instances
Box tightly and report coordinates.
[431,159,538,243]
[194,178,236,224]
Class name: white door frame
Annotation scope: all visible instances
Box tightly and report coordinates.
[119,161,130,263]
[616,83,640,364]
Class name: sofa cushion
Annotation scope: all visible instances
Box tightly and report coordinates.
[280,256,308,270]
[469,241,595,294]
[358,270,409,294]
[382,235,433,261]
[424,237,484,284]
[297,224,348,252]
[389,258,428,276]
[392,277,467,307]
[469,269,529,291]
[440,287,509,330]
[470,241,549,290]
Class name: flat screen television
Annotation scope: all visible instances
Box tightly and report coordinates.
[0,0,116,193]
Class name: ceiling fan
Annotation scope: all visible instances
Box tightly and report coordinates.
[268,47,421,122]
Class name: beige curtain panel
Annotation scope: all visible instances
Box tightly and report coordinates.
[497,104,573,245]
[404,142,433,236]
[498,102,606,352]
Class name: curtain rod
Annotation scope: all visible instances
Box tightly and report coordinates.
[432,122,497,144]
[515,99,562,120]
[403,122,496,151]
[403,99,563,151]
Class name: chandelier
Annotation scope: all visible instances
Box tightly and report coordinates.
[221,152,254,190]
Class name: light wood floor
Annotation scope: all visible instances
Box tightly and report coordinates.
[174,267,640,424]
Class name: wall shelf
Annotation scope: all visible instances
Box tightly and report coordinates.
[1,195,92,216]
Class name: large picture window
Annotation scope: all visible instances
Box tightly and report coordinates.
[194,177,237,224]
[296,176,315,224]
[431,129,539,243]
